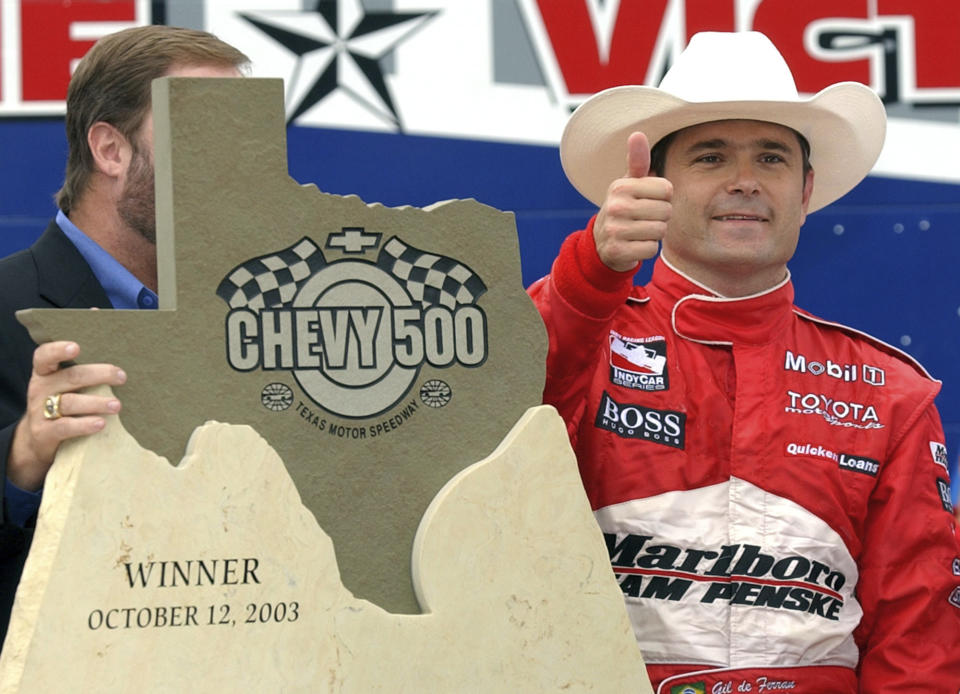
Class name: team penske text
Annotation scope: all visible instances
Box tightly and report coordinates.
[605,533,847,621]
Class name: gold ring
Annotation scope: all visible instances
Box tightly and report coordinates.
[42,393,63,420]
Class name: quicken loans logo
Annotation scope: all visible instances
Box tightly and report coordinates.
[217,229,488,418]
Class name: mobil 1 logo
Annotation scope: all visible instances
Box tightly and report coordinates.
[595,391,685,449]
[930,441,949,472]
[217,228,488,420]
[609,331,669,391]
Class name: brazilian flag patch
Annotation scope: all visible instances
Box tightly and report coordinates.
[670,683,706,694]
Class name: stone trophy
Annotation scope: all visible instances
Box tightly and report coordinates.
[0,78,651,692]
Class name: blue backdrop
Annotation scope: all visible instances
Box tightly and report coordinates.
[2,119,958,499]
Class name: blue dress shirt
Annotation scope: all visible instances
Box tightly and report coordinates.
[55,210,158,309]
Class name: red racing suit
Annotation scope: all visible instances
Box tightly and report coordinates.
[528,223,960,693]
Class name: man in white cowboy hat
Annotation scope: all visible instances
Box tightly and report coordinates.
[529,31,959,692]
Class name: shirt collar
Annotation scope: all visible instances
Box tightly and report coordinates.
[647,255,795,346]
[56,210,157,310]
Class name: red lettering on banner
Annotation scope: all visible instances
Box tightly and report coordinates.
[533,0,669,94]
[684,0,734,40]
[527,0,959,103]
[752,0,870,93]
[879,0,960,91]
[21,0,137,101]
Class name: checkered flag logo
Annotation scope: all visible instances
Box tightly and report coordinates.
[216,237,327,310]
[376,236,487,308]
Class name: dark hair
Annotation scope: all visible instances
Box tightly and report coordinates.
[56,25,249,213]
[649,131,678,178]
[648,124,812,178]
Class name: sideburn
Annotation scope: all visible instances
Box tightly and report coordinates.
[116,146,156,244]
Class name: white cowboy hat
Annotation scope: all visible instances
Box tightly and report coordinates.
[560,31,886,213]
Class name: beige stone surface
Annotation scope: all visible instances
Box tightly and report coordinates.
[0,402,650,693]
[18,77,547,613]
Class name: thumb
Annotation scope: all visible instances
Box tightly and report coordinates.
[626,131,650,179]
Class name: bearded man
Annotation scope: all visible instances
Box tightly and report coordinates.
[0,25,249,647]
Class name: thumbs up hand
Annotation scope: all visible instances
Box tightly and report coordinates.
[593,131,672,272]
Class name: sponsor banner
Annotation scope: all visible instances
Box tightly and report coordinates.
[785,443,880,476]
[862,365,886,387]
[594,391,685,449]
[606,533,848,622]
[0,0,151,115]
[784,350,885,386]
[930,441,949,472]
[785,442,839,462]
[608,331,669,391]
[837,453,880,477]
[596,482,862,671]
[0,0,959,185]
[784,391,883,429]
[936,478,954,514]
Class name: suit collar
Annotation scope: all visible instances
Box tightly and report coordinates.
[32,220,112,309]
[648,256,795,346]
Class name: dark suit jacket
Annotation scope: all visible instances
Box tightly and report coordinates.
[0,219,111,645]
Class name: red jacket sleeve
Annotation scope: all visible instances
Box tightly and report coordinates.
[854,396,960,691]
[526,218,637,444]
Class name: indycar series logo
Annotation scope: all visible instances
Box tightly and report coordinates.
[217,228,488,420]
[609,331,669,391]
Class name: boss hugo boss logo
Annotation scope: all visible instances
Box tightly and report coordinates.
[608,331,669,391]
[594,391,685,449]
[936,478,954,514]
[784,350,885,386]
[784,391,883,429]
[217,230,488,421]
